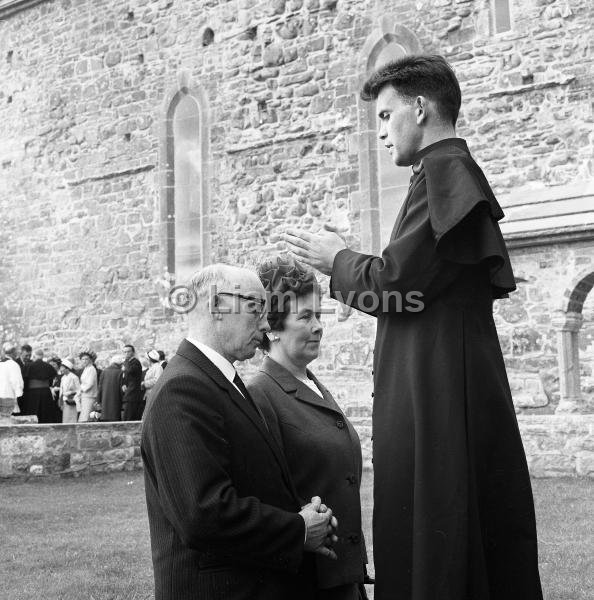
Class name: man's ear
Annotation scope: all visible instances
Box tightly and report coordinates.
[208,295,224,320]
[415,96,427,125]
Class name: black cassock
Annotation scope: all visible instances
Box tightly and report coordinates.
[331,138,542,600]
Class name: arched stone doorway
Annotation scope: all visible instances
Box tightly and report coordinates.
[554,269,594,413]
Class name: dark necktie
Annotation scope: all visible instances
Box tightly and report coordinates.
[233,372,269,431]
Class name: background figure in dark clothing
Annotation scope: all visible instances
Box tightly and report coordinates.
[99,354,124,421]
[157,350,167,370]
[15,343,32,414]
[26,348,58,423]
[122,344,144,420]
[48,356,63,422]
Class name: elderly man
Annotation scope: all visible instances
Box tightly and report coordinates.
[285,55,542,600]
[142,264,338,600]
[0,343,24,421]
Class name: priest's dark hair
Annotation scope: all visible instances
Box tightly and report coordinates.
[257,254,320,352]
[361,54,462,126]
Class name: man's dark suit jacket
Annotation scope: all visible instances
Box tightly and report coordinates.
[141,339,315,600]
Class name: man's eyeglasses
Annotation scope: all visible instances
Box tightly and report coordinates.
[216,292,267,319]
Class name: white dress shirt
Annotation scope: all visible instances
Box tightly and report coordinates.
[185,338,245,397]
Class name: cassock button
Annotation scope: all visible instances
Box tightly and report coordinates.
[336,419,345,429]
[371,392,374,398]
[346,475,357,485]
[348,534,360,544]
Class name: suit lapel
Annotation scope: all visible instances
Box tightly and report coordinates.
[175,340,295,490]
[261,357,343,417]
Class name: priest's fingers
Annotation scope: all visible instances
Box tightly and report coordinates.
[283,236,310,252]
[318,503,328,513]
[285,229,313,243]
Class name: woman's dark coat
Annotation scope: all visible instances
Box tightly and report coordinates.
[248,357,367,592]
[98,364,123,421]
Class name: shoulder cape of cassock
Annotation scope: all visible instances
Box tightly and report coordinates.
[422,152,516,299]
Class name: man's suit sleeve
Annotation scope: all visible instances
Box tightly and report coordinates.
[142,374,306,573]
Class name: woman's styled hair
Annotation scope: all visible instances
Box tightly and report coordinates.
[78,348,97,362]
[257,254,320,351]
[361,54,461,126]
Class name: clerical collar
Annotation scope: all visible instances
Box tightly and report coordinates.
[412,137,469,170]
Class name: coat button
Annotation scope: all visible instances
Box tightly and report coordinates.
[346,475,357,485]
[371,392,374,398]
[336,419,345,429]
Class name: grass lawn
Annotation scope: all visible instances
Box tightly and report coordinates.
[0,472,592,600]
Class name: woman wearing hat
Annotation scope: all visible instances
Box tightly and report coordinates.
[59,358,81,423]
[142,349,163,405]
[247,255,370,600]
[78,350,98,422]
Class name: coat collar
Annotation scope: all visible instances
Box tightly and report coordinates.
[259,356,342,415]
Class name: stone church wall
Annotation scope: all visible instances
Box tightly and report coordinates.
[0,0,592,415]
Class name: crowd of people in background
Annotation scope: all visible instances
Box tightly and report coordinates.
[0,342,167,423]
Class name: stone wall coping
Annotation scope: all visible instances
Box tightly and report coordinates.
[0,421,142,434]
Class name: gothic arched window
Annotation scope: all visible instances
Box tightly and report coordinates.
[164,88,210,283]
[493,0,512,34]
[357,25,421,254]
[372,42,411,248]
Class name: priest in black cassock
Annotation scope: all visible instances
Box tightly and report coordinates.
[285,55,543,600]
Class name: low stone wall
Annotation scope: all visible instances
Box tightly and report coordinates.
[1,415,593,480]
[0,422,142,479]
[518,414,594,477]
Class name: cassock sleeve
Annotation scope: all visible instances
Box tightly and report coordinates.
[330,175,464,316]
[330,154,516,315]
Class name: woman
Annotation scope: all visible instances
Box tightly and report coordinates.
[59,358,81,423]
[78,350,98,422]
[248,255,370,600]
[142,349,163,405]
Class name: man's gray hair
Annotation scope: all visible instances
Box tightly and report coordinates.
[189,263,251,302]
[34,348,44,358]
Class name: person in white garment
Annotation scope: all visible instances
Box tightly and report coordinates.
[0,342,24,421]
[60,358,81,423]
[142,349,164,407]
[78,351,98,422]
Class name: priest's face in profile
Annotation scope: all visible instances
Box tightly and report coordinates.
[377,84,423,167]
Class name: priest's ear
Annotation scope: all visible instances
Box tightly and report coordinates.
[414,96,428,125]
